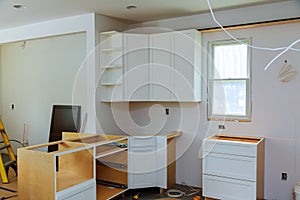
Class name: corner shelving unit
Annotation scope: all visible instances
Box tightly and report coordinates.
[99,31,124,102]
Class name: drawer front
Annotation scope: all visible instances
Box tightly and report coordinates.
[203,152,256,181]
[203,175,256,200]
[203,139,257,157]
[129,136,156,148]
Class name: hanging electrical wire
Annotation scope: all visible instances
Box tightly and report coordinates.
[206,0,300,70]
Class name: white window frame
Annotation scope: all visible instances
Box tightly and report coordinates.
[208,39,252,122]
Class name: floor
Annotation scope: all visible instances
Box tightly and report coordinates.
[116,184,203,200]
[0,168,18,200]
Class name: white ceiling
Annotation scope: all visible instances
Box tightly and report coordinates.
[0,0,288,30]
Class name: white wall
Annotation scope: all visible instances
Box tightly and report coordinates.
[201,22,300,199]
[126,2,300,199]
[0,33,86,148]
[125,21,300,199]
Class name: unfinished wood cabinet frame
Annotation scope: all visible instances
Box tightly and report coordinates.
[18,141,95,200]
[62,132,129,200]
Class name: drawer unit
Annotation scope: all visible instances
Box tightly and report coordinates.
[129,136,156,147]
[202,134,265,200]
[203,152,256,181]
[203,175,256,200]
[202,139,257,157]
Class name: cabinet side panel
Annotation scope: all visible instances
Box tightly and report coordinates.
[167,138,176,188]
[18,149,55,199]
[59,148,94,179]
[256,139,265,199]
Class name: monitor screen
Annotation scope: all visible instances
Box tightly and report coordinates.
[48,105,81,152]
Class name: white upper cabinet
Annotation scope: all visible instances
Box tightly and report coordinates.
[173,30,201,102]
[150,32,173,101]
[149,30,202,102]
[123,33,150,101]
[99,29,202,102]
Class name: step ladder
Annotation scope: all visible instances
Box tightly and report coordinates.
[0,118,17,184]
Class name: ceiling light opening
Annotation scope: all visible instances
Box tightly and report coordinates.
[13,4,24,9]
[126,5,137,10]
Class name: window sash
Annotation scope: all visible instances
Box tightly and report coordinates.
[208,78,251,121]
[208,39,251,121]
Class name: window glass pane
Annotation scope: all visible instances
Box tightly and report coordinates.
[213,43,248,79]
[212,80,247,116]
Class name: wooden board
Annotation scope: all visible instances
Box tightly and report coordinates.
[167,137,176,188]
[62,132,127,145]
[96,184,127,200]
[209,134,262,143]
[96,163,127,185]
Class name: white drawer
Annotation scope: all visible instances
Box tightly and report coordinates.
[203,152,256,181]
[129,136,156,148]
[203,138,257,157]
[203,175,256,200]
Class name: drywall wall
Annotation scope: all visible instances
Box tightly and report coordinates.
[125,21,300,199]
[201,22,300,199]
[0,33,86,148]
[126,2,300,199]
[0,13,130,134]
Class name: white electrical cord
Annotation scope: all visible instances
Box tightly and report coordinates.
[165,182,200,198]
[206,0,300,70]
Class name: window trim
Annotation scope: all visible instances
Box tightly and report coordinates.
[207,39,252,122]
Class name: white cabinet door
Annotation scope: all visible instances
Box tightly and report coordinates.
[124,34,150,101]
[128,146,156,188]
[128,136,167,189]
[173,30,201,101]
[155,136,167,188]
[150,32,173,101]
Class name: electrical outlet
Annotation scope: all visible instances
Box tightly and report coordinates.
[218,124,225,129]
[281,172,287,181]
[165,108,169,115]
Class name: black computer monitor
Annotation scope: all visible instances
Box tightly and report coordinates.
[48,105,81,152]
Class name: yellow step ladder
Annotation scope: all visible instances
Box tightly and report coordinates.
[0,117,17,184]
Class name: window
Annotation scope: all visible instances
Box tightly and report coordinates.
[208,39,251,121]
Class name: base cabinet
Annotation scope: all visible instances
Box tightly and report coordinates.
[18,132,181,199]
[128,136,167,189]
[202,135,265,200]
[18,141,96,200]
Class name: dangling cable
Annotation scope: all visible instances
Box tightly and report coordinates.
[206,0,300,70]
